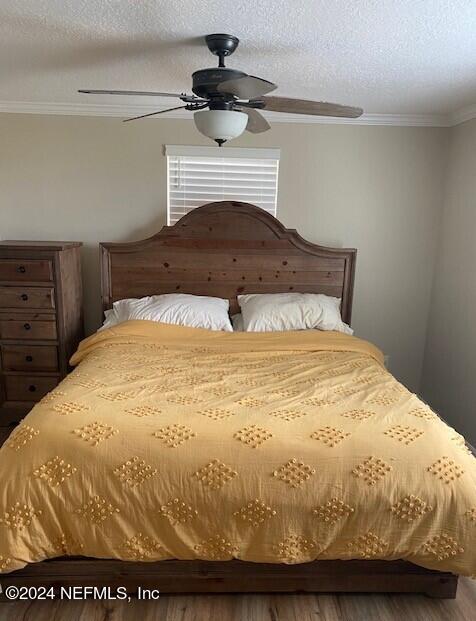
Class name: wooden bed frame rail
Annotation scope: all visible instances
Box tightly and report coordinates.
[1,558,457,599]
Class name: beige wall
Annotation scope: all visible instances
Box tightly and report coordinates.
[421,118,476,444]
[0,114,448,391]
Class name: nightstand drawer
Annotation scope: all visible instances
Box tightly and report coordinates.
[0,259,53,282]
[2,344,58,371]
[0,319,57,340]
[4,374,59,401]
[0,286,55,309]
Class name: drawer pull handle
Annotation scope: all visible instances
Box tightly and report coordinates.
[21,293,29,301]
[28,385,37,392]
[24,322,31,331]
[25,355,33,362]
[17,265,26,274]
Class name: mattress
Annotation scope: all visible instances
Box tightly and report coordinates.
[0,320,475,576]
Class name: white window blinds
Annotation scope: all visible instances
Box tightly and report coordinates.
[166,145,280,225]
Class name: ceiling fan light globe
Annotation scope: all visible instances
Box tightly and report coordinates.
[194,110,248,143]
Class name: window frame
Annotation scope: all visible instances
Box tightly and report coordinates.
[165,145,280,226]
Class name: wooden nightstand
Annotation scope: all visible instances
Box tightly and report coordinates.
[0,241,83,426]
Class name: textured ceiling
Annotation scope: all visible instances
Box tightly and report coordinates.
[0,0,475,115]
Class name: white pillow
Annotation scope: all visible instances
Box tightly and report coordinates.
[237,293,353,334]
[101,293,233,332]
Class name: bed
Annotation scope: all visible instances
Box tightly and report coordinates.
[1,201,474,598]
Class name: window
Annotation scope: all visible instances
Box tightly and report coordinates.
[166,145,280,225]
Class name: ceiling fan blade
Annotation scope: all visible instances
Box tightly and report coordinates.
[123,105,188,123]
[79,89,188,98]
[241,108,271,134]
[218,75,277,99]
[260,96,363,118]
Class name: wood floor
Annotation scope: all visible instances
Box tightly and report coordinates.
[0,577,474,621]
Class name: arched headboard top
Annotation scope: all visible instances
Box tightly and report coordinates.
[100,201,357,323]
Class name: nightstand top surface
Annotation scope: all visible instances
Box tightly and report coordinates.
[0,241,82,250]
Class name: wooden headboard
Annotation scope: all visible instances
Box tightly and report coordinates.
[100,201,357,324]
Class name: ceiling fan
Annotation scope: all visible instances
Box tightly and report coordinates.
[79,33,363,146]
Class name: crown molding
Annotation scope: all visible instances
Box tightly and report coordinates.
[448,103,476,126]
[0,99,474,127]
[264,111,449,126]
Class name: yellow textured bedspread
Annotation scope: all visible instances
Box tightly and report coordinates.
[1,320,475,576]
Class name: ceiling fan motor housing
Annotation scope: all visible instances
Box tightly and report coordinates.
[192,67,246,100]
